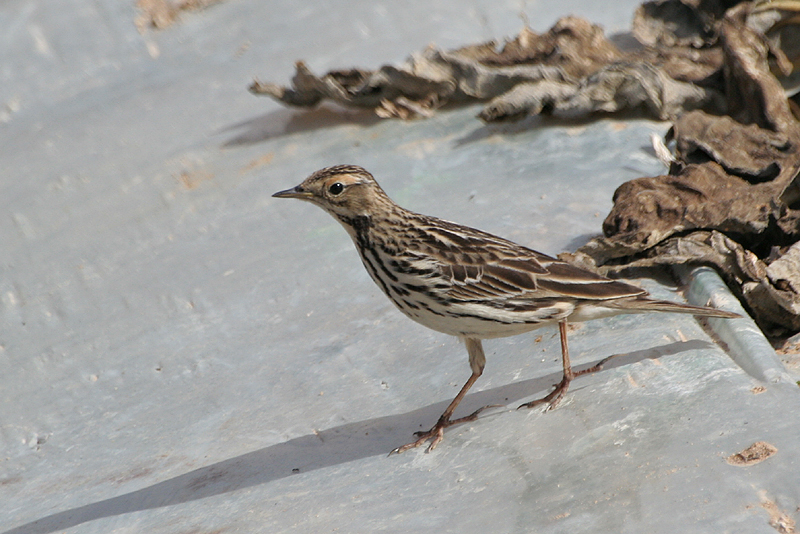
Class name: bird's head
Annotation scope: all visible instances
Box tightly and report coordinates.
[273,165,392,220]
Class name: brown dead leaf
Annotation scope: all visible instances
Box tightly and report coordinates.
[726,441,778,466]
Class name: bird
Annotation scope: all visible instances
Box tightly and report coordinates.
[273,165,739,454]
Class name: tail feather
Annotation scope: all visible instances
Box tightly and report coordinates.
[604,297,740,319]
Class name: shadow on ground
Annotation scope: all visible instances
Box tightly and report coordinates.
[5,340,711,534]
[221,105,382,146]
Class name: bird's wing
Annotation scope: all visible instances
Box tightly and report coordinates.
[410,218,646,303]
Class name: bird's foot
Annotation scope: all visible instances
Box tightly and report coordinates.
[517,375,571,412]
[389,424,446,455]
[518,357,611,412]
[389,405,496,455]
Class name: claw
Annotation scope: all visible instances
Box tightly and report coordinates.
[388,404,499,456]
[517,348,613,412]
[517,376,570,411]
[389,425,446,455]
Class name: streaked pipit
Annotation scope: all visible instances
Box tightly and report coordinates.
[274,165,739,454]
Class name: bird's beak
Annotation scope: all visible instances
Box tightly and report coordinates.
[272,185,313,200]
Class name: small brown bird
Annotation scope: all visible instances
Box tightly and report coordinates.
[273,165,739,454]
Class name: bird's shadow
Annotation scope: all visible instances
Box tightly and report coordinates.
[5,340,712,534]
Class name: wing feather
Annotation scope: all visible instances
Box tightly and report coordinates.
[404,215,645,304]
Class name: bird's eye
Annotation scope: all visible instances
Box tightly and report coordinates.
[328,182,344,195]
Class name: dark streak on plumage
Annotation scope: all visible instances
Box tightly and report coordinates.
[359,250,393,299]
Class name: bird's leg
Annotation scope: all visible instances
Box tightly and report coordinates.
[389,372,483,455]
[519,319,603,411]
[390,338,487,455]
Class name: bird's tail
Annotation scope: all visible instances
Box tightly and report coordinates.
[604,297,740,318]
